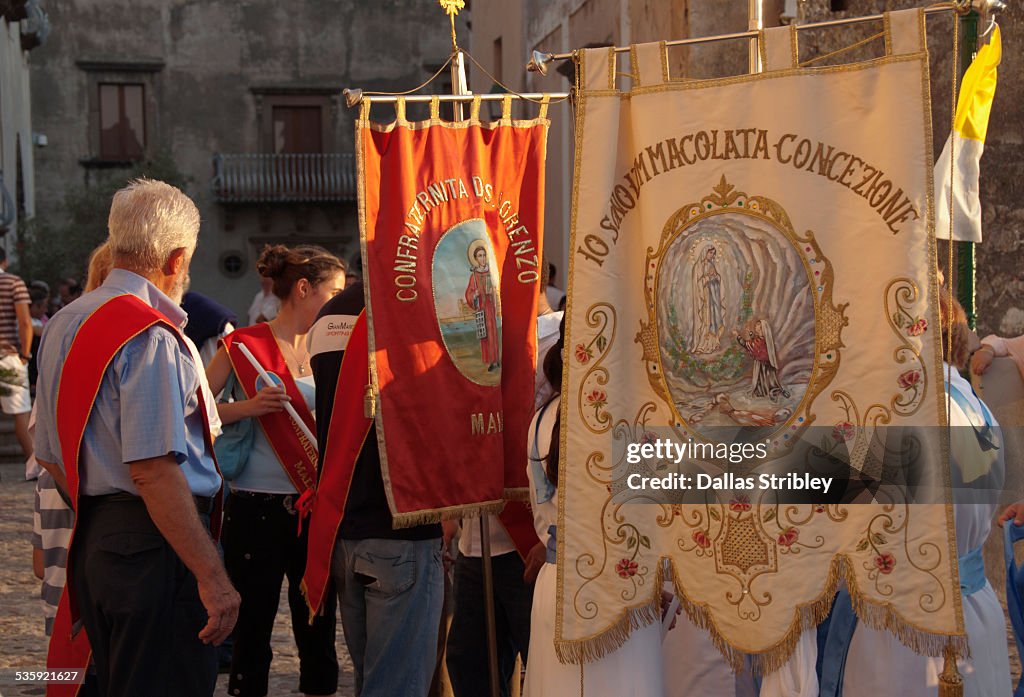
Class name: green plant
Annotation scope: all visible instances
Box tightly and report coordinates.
[13,150,192,288]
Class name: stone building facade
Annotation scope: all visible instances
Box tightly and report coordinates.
[471,0,1019,337]
[0,0,47,249]
[29,0,464,314]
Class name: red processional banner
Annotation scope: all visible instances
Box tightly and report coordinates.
[359,96,549,526]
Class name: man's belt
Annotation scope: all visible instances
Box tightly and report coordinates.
[80,492,216,516]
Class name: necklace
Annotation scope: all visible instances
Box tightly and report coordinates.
[270,323,309,376]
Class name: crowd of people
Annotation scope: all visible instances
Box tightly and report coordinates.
[12,177,1024,697]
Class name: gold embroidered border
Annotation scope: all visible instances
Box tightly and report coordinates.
[556,46,592,657]
[915,4,963,635]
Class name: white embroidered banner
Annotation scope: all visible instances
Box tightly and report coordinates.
[558,8,964,670]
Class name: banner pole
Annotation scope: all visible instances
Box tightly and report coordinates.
[479,515,501,697]
[748,0,763,74]
[441,2,502,693]
[452,46,502,696]
[454,44,502,697]
[955,8,979,330]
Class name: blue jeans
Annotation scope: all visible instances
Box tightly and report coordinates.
[332,537,444,697]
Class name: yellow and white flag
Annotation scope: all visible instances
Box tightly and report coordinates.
[935,25,1001,242]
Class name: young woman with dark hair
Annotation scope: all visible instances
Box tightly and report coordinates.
[206,244,345,697]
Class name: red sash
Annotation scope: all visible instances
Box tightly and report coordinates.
[302,312,372,618]
[46,294,221,697]
[222,325,319,513]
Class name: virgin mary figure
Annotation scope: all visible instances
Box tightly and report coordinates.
[465,239,501,371]
[690,245,725,354]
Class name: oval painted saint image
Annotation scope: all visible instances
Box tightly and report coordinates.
[655,211,815,441]
[433,218,502,387]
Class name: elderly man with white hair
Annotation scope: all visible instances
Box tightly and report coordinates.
[33,179,240,697]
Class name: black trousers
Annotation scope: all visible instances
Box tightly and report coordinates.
[445,551,534,697]
[72,495,217,697]
[222,491,338,696]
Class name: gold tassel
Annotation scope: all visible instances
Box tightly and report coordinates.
[938,643,963,697]
[363,384,375,419]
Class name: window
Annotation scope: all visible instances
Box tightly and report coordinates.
[493,37,503,83]
[253,91,334,154]
[98,83,146,160]
[272,106,323,154]
[220,251,246,279]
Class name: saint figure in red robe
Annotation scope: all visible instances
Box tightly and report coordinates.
[465,240,501,371]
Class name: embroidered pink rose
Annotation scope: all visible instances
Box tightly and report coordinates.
[586,389,608,408]
[832,421,855,443]
[729,495,751,512]
[907,318,928,336]
[897,370,921,390]
[692,529,712,549]
[641,431,658,446]
[616,558,639,578]
[777,527,799,547]
[575,343,591,364]
[874,553,896,574]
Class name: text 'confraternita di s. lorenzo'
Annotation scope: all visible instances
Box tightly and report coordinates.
[393,175,540,301]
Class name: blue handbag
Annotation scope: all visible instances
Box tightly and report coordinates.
[213,371,254,480]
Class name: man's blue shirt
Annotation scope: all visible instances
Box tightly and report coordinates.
[34,269,221,497]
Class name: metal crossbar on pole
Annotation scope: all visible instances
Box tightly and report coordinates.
[527,2,966,71]
[344,89,568,107]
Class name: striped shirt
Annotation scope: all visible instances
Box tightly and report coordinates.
[31,471,74,635]
[0,271,30,347]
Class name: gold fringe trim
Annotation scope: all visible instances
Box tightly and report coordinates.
[390,499,506,529]
[554,555,968,675]
[554,560,667,665]
[554,590,662,665]
[299,578,326,626]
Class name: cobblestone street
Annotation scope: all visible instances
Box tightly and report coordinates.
[0,464,356,697]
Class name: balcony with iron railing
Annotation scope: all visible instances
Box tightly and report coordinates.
[211,152,356,204]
